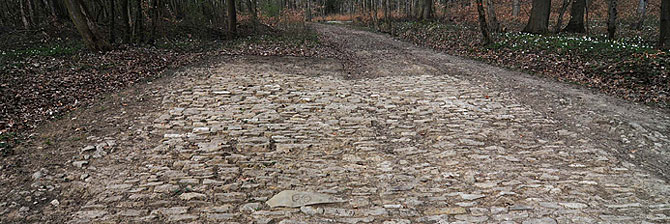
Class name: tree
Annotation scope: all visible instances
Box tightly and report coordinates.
[228,0,237,36]
[247,0,258,29]
[563,0,586,33]
[476,0,492,45]
[414,0,432,20]
[305,0,312,21]
[523,0,551,34]
[64,0,112,51]
[513,0,520,17]
[134,0,144,43]
[555,0,571,33]
[607,0,617,40]
[121,0,131,43]
[383,0,390,32]
[150,0,159,43]
[20,0,31,29]
[109,0,115,43]
[661,0,670,49]
[634,0,647,30]
[486,0,499,32]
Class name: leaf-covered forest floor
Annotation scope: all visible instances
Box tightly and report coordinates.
[352,20,670,110]
[0,22,338,155]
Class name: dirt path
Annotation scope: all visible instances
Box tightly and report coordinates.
[2,24,670,223]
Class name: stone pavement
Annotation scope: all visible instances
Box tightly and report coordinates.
[65,55,670,223]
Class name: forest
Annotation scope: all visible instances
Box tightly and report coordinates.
[0,0,667,49]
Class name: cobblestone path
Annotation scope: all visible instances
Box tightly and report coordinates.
[59,25,670,223]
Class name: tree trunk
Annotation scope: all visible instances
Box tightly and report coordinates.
[422,0,432,20]
[227,0,237,36]
[660,0,670,49]
[247,0,257,29]
[305,0,312,21]
[476,0,492,45]
[134,0,144,43]
[64,0,112,51]
[635,0,647,30]
[372,0,379,30]
[42,0,58,23]
[513,0,520,17]
[109,0,115,43]
[20,0,31,29]
[607,0,617,40]
[523,0,551,34]
[486,0,499,32]
[150,0,158,43]
[121,0,131,43]
[563,0,585,33]
[585,0,590,33]
[26,0,35,26]
[555,0,570,33]
[414,0,432,20]
[0,2,6,26]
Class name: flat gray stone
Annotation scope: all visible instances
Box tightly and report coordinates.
[460,193,486,200]
[266,190,344,208]
[179,192,206,200]
[523,217,557,224]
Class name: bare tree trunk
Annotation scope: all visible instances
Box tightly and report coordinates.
[109,0,115,43]
[659,0,670,49]
[26,0,35,26]
[555,0,570,33]
[607,0,617,40]
[513,0,520,17]
[135,0,144,43]
[414,0,432,20]
[0,2,7,26]
[563,0,585,33]
[382,0,391,33]
[585,0,590,33]
[42,0,58,23]
[486,0,499,32]
[64,0,112,51]
[425,0,433,19]
[523,0,551,34]
[20,0,31,29]
[476,0,492,45]
[228,0,237,36]
[247,0,257,29]
[150,0,159,43]
[121,0,131,43]
[635,0,647,30]
[305,0,312,21]
[372,0,379,30]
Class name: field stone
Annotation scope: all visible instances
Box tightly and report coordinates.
[425,207,467,215]
[522,217,558,224]
[32,170,44,180]
[72,161,89,168]
[179,192,206,200]
[266,190,344,208]
[460,193,485,200]
[240,202,262,213]
[300,206,324,216]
